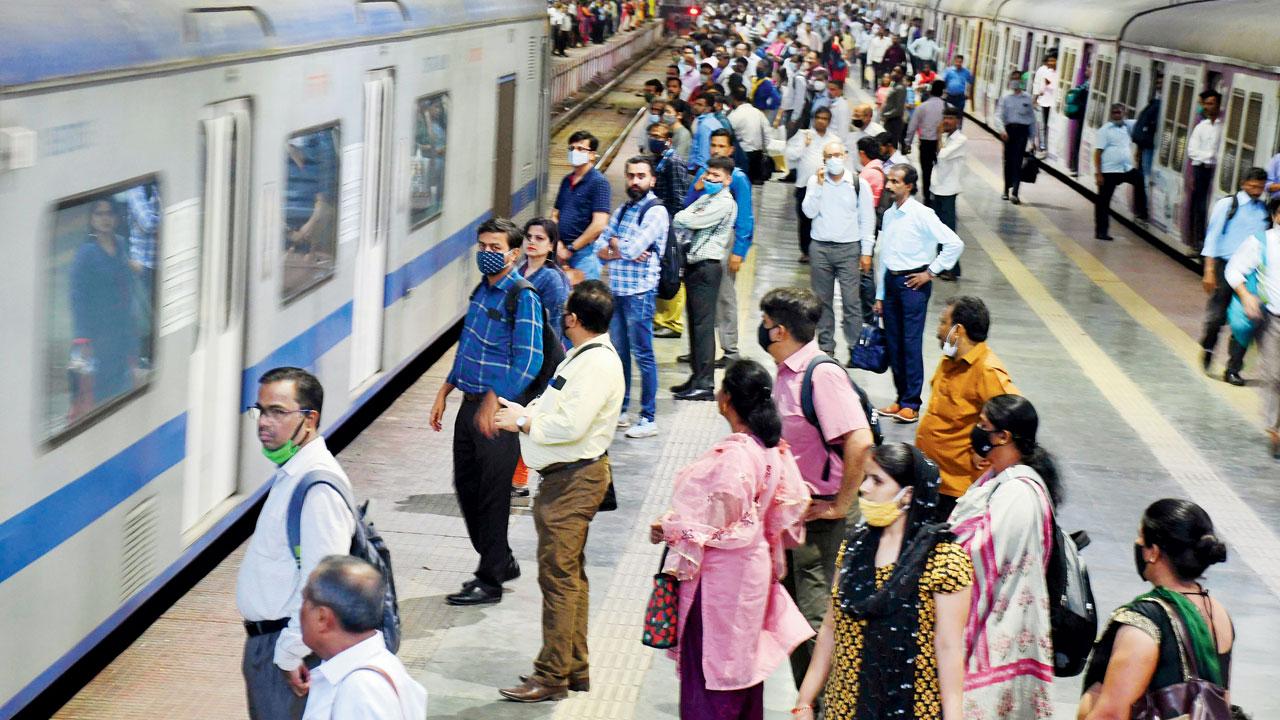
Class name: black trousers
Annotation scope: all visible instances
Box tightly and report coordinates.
[1201,261,1247,374]
[884,116,906,147]
[553,29,568,55]
[1003,123,1030,196]
[919,138,938,202]
[453,395,520,592]
[746,150,766,185]
[1189,164,1215,251]
[795,186,814,256]
[1095,169,1148,238]
[685,259,723,390]
[933,194,961,276]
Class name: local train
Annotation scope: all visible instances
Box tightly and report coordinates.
[877,0,1279,257]
[0,1,551,714]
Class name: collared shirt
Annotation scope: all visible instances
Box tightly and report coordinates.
[1225,228,1279,314]
[1032,65,1058,108]
[994,92,1038,134]
[236,439,356,671]
[932,130,968,197]
[915,343,1019,498]
[1202,191,1270,259]
[828,96,853,138]
[907,96,946,141]
[595,192,669,296]
[673,189,736,263]
[773,340,870,495]
[554,168,611,242]
[859,159,886,203]
[784,66,809,113]
[876,197,965,299]
[728,102,770,152]
[446,269,544,400]
[1187,117,1223,166]
[654,150,691,216]
[686,167,754,258]
[679,64,700,100]
[868,34,891,63]
[943,66,973,97]
[689,113,724,170]
[1267,152,1280,195]
[124,185,160,269]
[908,36,938,63]
[302,632,429,720]
[801,171,876,253]
[1096,120,1137,174]
[785,127,838,187]
[882,150,908,169]
[520,262,571,345]
[519,334,625,470]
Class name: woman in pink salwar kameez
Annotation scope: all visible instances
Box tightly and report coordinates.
[650,360,814,720]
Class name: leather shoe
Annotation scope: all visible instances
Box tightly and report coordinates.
[461,557,520,591]
[653,326,681,339]
[674,387,715,401]
[677,353,691,364]
[519,675,589,692]
[1224,370,1246,387]
[1010,195,1022,205]
[715,355,734,368]
[1201,350,1212,372]
[670,379,693,394]
[446,584,502,606]
[499,678,568,703]
[1094,234,1113,241]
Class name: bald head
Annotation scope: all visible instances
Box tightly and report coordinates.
[303,555,385,634]
[822,140,847,157]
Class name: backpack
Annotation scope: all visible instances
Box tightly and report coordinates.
[1131,99,1160,149]
[1064,85,1087,120]
[799,355,884,493]
[470,277,566,404]
[288,470,401,652]
[865,165,896,230]
[635,199,683,300]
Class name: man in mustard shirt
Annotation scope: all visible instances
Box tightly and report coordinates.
[915,296,1018,520]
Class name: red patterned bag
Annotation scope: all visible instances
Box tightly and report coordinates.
[642,548,679,649]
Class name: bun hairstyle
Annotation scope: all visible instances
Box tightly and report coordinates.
[720,359,782,447]
[983,394,1063,506]
[1141,499,1228,581]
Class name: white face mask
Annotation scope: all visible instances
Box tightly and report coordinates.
[569,149,591,167]
[825,157,845,176]
[941,325,959,357]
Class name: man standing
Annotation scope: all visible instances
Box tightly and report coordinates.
[905,79,947,202]
[878,131,908,169]
[759,287,874,691]
[824,79,853,147]
[915,297,1019,520]
[1187,90,1224,251]
[847,103,886,154]
[942,54,974,123]
[647,123,689,341]
[802,140,876,362]
[993,78,1037,204]
[299,556,428,719]
[727,84,771,184]
[688,93,725,171]
[1133,92,1161,180]
[874,165,964,424]
[932,106,967,280]
[867,26,891,81]
[594,157,667,438]
[1093,103,1149,241]
[494,281,625,702]
[1201,167,1270,386]
[430,219,545,605]
[1031,52,1058,153]
[785,106,838,263]
[879,65,908,146]
[553,131,611,280]
[671,157,738,401]
[908,29,939,75]
[238,367,355,720]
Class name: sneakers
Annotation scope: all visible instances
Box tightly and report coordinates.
[625,418,658,438]
[616,413,632,429]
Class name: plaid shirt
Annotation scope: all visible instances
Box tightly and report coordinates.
[653,150,690,217]
[125,185,161,269]
[447,269,545,400]
[594,192,669,296]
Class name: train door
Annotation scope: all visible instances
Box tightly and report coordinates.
[1217,73,1278,199]
[493,75,517,218]
[350,69,394,391]
[1150,62,1200,243]
[183,99,251,532]
[1047,39,1080,163]
[1081,51,1116,177]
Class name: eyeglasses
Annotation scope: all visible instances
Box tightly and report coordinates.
[246,404,313,421]
[569,144,593,153]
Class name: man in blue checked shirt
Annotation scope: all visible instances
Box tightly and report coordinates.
[430,218,545,606]
[595,156,669,439]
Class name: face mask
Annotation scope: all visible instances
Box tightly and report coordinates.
[970,424,996,458]
[853,118,865,129]
[703,180,724,195]
[825,157,845,176]
[663,113,678,125]
[648,138,668,154]
[941,325,959,357]
[644,93,656,104]
[626,185,647,201]
[647,113,660,125]
[757,322,776,349]
[859,486,908,527]
[261,418,306,466]
[476,249,508,275]
[569,149,591,167]
[1133,542,1149,581]
[811,79,825,91]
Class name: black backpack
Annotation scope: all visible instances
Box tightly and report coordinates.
[635,199,683,300]
[288,470,401,652]
[799,355,884,491]
[470,277,566,404]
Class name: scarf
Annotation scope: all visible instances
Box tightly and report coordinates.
[1137,587,1224,686]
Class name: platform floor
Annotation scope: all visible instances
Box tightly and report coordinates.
[54,88,1280,720]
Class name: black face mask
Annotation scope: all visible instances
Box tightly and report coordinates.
[1133,542,1149,581]
[853,118,866,128]
[970,424,995,457]
[757,322,776,350]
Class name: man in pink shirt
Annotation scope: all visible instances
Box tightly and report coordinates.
[758,287,875,693]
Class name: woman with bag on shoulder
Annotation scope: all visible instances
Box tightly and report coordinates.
[1077,499,1234,720]
[648,359,813,719]
[792,442,973,720]
[949,394,1063,719]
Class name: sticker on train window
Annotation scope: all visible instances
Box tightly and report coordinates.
[410,93,449,227]
[282,124,340,301]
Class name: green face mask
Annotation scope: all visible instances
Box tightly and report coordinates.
[261,417,307,466]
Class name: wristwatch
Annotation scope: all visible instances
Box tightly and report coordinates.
[516,415,528,430]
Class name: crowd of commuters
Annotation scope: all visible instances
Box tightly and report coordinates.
[547,0,652,56]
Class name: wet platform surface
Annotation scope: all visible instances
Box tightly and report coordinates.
[55,84,1280,720]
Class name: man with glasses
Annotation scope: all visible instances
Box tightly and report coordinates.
[237,366,355,720]
[553,131,611,281]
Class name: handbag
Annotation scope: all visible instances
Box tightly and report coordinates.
[849,316,890,374]
[1130,597,1231,720]
[1020,155,1040,183]
[641,547,679,649]
[1226,233,1269,347]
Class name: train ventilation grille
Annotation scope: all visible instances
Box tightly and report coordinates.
[527,36,538,82]
[120,496,161,602]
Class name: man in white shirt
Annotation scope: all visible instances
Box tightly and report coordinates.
[1187,89,1224,251]
[493,281,624,701]
[785,106,838,263]
[847,103,886,166]
[300,556,427,720]
[867,26,892,79]
[1032,53,1058,152]
[931,106,967,279]
[824,79,853,147]
[908,29,939,74]
[727,84,771,183]
[238,367,356,720]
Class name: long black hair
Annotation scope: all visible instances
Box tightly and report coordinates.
[870,443,940,537]
[1141,499,1228,581]
[984,394,1063,506]
[720,359,782,447]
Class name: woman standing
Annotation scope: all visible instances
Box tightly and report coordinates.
[519,218,573,346]
[70,198,138,407]
[1077,499,1233,720]
[650,360,814,719]
[1226,195,1280,459]
[949,394,1061,720]
[794,443,973,720]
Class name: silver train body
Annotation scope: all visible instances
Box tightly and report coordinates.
[875,0,1279,256]
[0,1,550,714]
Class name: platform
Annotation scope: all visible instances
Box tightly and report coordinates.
[54,85,1280,720]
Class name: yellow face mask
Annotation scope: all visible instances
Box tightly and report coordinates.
[858,487,908,527]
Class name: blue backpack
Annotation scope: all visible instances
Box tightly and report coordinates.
[1227,233,1270,347]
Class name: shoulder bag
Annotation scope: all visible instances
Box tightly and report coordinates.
[1130,597,1231,720]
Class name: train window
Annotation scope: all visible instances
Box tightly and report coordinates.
[1117,65,1142,118]
[1088,57,1114,128]
[410,93,449,227]
[1219,89,1264,194]
[44,178,161,438]
[282,124,340,302]
[1159,77,1195,169]
[981,28,997,86]
[1056,49,1078,114]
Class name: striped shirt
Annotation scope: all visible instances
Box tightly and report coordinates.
[447,269,545,400]
[594,192,669,296]
[673,189,737,263]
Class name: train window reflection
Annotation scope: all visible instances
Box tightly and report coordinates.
[283,124,340,301]
[46,179,161,437]
[410,93,449,226]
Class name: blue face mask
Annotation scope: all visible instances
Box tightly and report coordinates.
[647,113,661,125]
[703,180,724,195]
[476,249,508,275]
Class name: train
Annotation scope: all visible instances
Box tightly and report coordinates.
[0,0,551,715]
[875,0,1279,257]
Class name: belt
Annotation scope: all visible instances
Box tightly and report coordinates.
[686,259,721,268]
[539,453,607,477]
[888,265,929,276]
[462,392,487,403]
[244,618,290,637]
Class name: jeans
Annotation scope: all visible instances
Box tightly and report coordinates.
[946,92,966,123]
[883,272,933,410]
[685,260,722,390]
[794,186,813,256]
[1095,169,1148,238]
[568,244,602,280]
[610,290,658,421]
[809,241,863,355]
